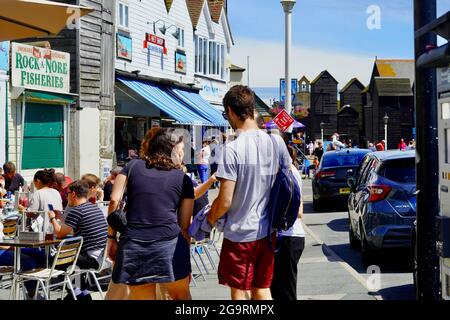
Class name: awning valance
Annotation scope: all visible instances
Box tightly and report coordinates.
[22,90,77,105]
[169,88,229,127]
[117,77,213,126]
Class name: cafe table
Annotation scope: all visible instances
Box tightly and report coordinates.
[0,238,61,300]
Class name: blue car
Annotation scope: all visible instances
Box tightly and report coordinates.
[312,148,372,211]
[347,150,416,266]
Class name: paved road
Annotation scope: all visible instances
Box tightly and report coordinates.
[301,178,416,300]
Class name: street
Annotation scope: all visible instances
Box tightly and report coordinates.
[300,178,416,300]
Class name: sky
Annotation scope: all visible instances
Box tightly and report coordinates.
[228,0,450,92]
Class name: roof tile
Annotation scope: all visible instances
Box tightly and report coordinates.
[207,0,224,23]
[186,0,205,28]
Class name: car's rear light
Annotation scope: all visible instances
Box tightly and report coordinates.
[368,185,392,202]
[315,171,336,180]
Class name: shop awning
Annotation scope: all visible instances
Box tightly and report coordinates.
[22,90,78,104]
[117,77,213,126]
[169,88,229,127]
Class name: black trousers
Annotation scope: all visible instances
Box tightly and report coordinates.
[271,236,305,301]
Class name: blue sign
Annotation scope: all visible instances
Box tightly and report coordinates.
[0,42,9,72]
[280,78,298,103]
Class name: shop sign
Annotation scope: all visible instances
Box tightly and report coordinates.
[144,33,166,70]
[11,42,70,94]
[175,50,186,74]
[0,42,9,72]
[117,33,132,61]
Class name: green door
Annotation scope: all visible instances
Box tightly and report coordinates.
[22,103,64,169]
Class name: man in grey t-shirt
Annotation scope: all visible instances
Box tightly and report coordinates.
[207,85,290,301]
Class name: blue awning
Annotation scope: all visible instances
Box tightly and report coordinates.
[168,88,229,127]
[117,77,213,126]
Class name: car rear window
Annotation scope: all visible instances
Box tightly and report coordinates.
[321,153,367,167]
[379,158,416,183]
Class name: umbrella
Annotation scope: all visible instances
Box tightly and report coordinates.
[0,0,94,42]
[264,119,306,129]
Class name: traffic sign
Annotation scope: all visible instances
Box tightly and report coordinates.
[273,109,295,132]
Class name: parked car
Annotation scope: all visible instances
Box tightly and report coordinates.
[312,149,372,211]
[347,150,416,266]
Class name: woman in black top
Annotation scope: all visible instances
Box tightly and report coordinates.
[107,128,195,300]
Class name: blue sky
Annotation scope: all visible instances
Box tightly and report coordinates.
[228,0,450,89]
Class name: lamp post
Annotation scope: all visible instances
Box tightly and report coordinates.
[320,121,325,143]
[383,113,389,150]
[281,0,296,133]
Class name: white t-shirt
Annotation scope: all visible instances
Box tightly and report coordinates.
[279,166,305,238]
[29,188,63,212]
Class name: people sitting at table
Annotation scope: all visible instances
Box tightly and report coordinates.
[2,162,25,193]
[48,180,108,283]
[82,174,104,204]
[53,173,73,209]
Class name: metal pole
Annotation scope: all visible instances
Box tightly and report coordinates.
[321,128,324,144]
[384,124,388,150]
[414,0,441,301]
[247,56,250,87]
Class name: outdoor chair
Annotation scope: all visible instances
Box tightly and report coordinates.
[71,243,111,299]
[11,236,83,300]
[0,218,19,289]
[190,242,206,286]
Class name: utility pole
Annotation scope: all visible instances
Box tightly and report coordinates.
[414,0,441,300]
[281,0,296,133]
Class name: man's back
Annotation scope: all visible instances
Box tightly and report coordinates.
[217,130,290,243]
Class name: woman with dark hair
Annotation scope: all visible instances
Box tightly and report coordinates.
[28,169,63,213]
[107,128,195,300]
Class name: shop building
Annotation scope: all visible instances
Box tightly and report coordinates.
[3,0,116,182]
[114,0,232,166]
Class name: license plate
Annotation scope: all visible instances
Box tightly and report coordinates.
[339,188,351,194]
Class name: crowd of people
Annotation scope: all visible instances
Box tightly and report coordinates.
[0,84,419,301]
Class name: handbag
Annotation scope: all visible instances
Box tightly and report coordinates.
[107,162,135,233]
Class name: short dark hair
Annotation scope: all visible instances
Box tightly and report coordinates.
[3,162,16,175]
[223,85,256,121]
[68,180,90,199]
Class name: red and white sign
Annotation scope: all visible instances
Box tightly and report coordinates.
[273,109,295,132]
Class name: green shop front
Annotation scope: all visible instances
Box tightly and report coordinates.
[9,42,76,179]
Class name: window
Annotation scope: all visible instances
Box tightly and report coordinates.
[221,45,225,80]
[194,35,198,72]
[177,28,185,47]
[118,3,129,29]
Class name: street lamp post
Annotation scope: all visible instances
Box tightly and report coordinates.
[281,0,296,133]
[383,113,389,150]
[320,121,325,143]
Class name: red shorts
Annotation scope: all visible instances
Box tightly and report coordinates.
[218,235,276,290]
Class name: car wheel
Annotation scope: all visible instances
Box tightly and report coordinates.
[349,217,360,250]
[360,222,376,268]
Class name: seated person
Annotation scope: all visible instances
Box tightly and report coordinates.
[2,162,25,193]
[48,180,108,272]
[53,173,73,209]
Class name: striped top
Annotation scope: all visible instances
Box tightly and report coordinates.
[65,202,108,254]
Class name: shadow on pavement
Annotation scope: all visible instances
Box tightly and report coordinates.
[376,284,416,301]
[325,243,414,274]
[303,202,348,215]
[327,218,349,233]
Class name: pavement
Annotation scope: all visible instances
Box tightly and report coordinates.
[0,179,415,300]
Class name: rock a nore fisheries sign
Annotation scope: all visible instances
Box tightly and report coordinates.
[11,42,70,94]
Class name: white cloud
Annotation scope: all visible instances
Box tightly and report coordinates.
[230,37,376,89]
